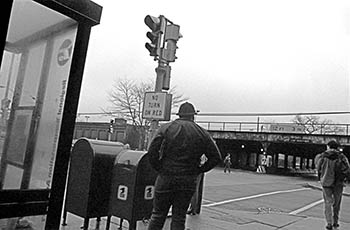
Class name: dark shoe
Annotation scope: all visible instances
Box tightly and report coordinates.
[333,223,339,228]
[186,209,195,215]
[326,224,333,229]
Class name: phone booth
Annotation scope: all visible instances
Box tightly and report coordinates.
[0,0,102,229]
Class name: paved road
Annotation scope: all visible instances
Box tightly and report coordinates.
[203,168,350,223]
[61,168,350,229]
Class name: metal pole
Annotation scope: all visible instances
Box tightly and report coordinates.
[148,60,167,147]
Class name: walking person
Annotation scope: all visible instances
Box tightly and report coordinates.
[316,140,350,229]
[223,153,232,173]
[147,102,222,230]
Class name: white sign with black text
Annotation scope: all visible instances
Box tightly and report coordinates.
[142,92,172,121]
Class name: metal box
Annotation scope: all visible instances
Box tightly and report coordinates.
[63,138,125,229]
[108,150,157,230]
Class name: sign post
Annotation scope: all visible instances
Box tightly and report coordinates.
[144,15,181,147]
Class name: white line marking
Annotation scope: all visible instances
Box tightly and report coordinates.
[202,198,213,203]
[202,188,309,207]
[289,199,324,215]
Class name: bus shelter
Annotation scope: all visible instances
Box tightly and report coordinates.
[0,0,102,229]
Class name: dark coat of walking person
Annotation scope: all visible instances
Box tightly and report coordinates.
[146,102,222,230]
[223,153,232,173]
[316,140,350,230]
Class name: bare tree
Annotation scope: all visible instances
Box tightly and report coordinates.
[291,115,344,134]
[108,78,188,149]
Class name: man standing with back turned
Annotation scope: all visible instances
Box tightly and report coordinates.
[147,102,222,230]
[316,140,350,230]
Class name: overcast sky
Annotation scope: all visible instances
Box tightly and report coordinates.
[78,0,350,123]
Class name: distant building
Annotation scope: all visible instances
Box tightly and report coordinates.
[74,118,142,149]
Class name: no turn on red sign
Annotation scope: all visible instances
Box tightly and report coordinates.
[142,92,172,121]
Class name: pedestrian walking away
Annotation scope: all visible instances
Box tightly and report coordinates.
[223,153,232,173]
[316,140,350,230]
[147,102,222,230]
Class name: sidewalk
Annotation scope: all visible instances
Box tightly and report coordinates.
[61,182,350,230]
[62,205,350,230]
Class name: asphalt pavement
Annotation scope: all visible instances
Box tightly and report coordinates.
[61,171,350,230]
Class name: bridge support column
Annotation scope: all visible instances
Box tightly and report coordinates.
[311,158,316,169]
[274,153,279,168]
[284,154,288,169]
[293,154,296,169]
[300,156,304,169]
[306,158,310,169]
[246,152,250,168]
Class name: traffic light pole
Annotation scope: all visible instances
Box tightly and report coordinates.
[148,60,168,147]
[144,14,181,148]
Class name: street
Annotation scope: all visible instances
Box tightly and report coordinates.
[202,168,350,224]
[61,168,350,229]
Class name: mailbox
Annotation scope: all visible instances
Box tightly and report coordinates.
[108,150,158,230]
[62,138,126,230]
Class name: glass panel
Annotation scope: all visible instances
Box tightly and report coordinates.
[6,110,32,165]
[0,0,78,228]
[295,157,301,169]
[2,164,23,189]
[277,153,285,168]
[266,155,272,167]
[30,27,77,189]
[309,159,314,169]
[287,155,294,169]
[19,42,46,107]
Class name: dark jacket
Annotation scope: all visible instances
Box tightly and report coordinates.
[316,149,350,187]
[147,118,222,175]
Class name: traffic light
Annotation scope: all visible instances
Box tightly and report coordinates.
[108,119,114,134]
[144,15,165,58]
[155,65,171,90]
[161,24,181,62]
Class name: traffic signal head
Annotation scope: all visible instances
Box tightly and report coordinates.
[161,24,181,62]
[164,24,181,41]
[155,65,171,90]
[144,15,161,31]
[162,40,178,62]
[144,15,165,58]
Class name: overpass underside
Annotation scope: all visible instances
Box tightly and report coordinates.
[210,130,350,174]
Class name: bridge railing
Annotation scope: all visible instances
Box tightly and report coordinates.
[197,121,350,136]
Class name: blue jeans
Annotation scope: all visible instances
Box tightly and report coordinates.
[322,185,344,225]
[147,174,199,230]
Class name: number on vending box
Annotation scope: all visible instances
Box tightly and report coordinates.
[144,185,154,200]
[117,185,128,200]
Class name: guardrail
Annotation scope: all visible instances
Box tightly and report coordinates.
[196,121,350,136]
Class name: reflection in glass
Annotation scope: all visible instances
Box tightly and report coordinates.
[0,0,77,228]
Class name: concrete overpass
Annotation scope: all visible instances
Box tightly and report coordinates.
[207,129,350,174]
[74,120,350,174]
